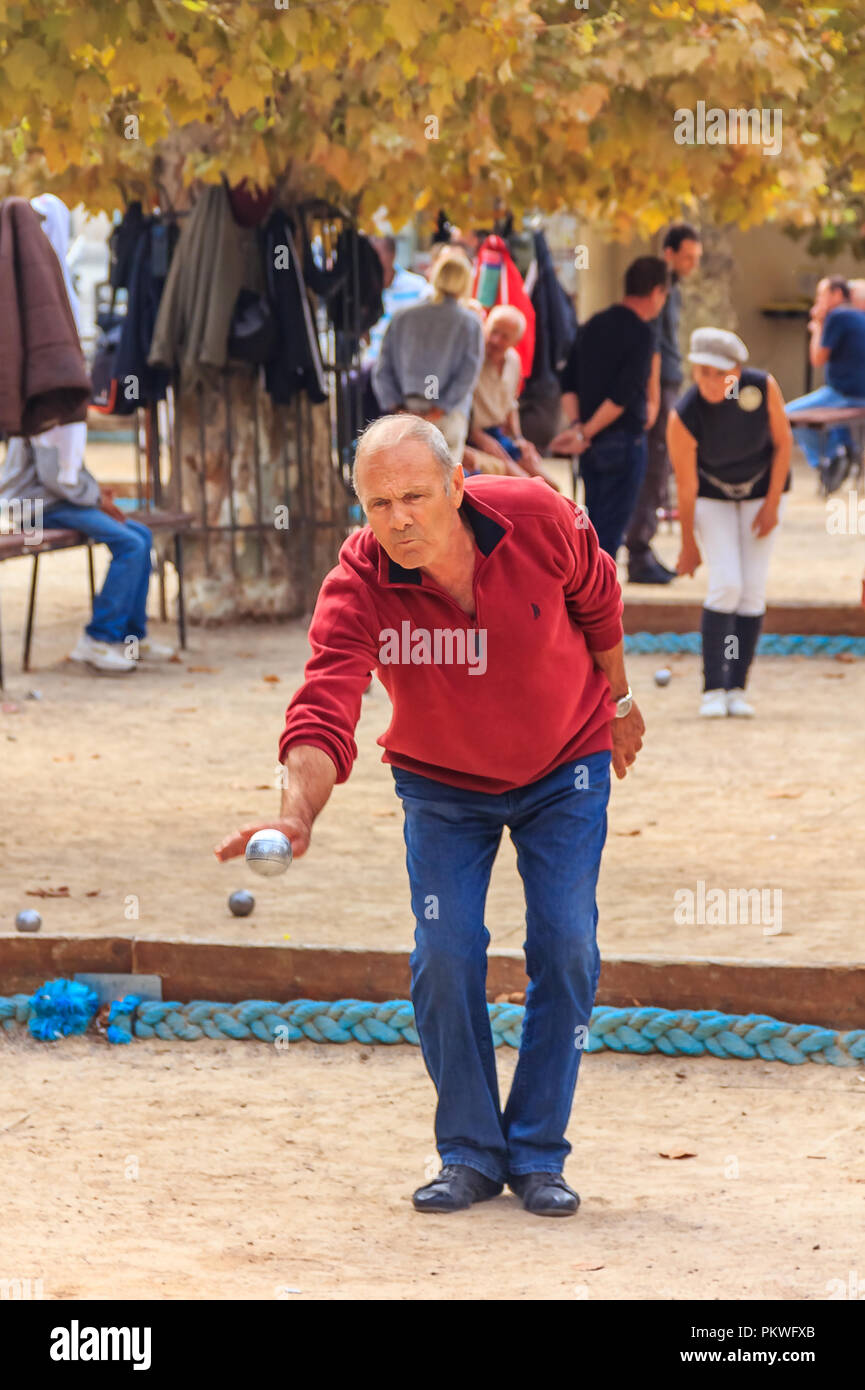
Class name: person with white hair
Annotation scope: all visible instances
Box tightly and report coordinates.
[466,305,558,488]
[217,412,644,1218]
[667,328,792,718]
[372,248,484,461]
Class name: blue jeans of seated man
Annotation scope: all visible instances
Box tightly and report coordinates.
[485,424,522,462]
[392,750,611,1184]
[579,429,648,560]
[785,385,865,469]
[41,503,153,645]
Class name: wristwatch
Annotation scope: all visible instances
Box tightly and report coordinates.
[613,686,633,719]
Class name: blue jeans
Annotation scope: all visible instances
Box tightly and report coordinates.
[485,425,522,462]
[785,385,865,469]
[41,503,153,644]
[579,429,648,558]
[392,750,611,1183]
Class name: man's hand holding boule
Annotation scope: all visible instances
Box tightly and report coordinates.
[214,745,337,863]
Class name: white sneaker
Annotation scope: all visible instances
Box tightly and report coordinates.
[135,637,178,663]
[69,633,136,675]
[726,688,755,717]
[699,689,728,718]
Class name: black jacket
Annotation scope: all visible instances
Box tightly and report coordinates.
[528,230,577,387]
[263,210,328,406]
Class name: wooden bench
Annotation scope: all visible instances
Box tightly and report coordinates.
[785,404,865,488]
[0,508,192,689]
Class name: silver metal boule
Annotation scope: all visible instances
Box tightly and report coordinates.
[653,669,672,687]
[245,828,292,877]
[228,890,255,917]
[15,909,42,932]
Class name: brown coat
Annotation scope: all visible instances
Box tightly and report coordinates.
[0,197,92,435]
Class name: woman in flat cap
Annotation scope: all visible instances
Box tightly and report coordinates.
[667,327,792,717]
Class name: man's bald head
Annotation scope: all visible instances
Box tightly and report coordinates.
[352,414,457,497]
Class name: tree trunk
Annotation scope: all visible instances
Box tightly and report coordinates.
[169,368,346,623]
[678,217,739,347]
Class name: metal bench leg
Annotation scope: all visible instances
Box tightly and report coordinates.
[23,552,40,672]
[175,533,187,650]
[86,544,95,602]
[159,556,167,622]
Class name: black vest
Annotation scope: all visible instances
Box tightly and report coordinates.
[676,368,789,500]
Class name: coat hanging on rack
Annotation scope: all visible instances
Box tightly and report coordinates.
[262,209,328,406]
[0,197,92,435]
[147,183,264,389]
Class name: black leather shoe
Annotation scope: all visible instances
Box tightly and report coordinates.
[628,553,676,585]
[508,1172,580,1217]
[821,448,854,495]
[412,1164,504,1213]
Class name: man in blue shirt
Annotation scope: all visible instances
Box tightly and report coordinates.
[785,276,865,492]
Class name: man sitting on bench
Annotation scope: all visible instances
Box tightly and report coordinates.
[0,432,176,675]
[785,275,865,493]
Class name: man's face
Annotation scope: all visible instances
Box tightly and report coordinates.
[485,318,519,363]
[666,238,702,278]
[693,363,739,403]
[356,440,464,570]
[814,278,844,319]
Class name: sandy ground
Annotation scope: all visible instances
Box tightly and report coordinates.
[2,1034,863,1301]
[0,541,862,962]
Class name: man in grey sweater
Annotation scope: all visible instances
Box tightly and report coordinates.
[0,435,175,674]
[373,248,484,462]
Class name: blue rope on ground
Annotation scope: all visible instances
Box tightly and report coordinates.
[2,985,864,1066]
[624,631,865,657]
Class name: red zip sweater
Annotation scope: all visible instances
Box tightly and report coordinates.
[278,475,624,794]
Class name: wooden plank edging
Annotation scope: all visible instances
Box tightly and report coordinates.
[1,937,863,1032]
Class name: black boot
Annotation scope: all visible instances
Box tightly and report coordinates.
[700,607,736,692]
[727,613,763,691]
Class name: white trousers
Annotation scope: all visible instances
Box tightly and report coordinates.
[693,496,785,616]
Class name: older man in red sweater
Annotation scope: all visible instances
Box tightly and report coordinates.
[217,414,644,1217]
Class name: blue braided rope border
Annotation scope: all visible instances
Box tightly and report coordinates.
[2,989,863,1066]
[624,632,865,657]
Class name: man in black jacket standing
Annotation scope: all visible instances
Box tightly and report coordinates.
[625,223,702,584]
[552,257,668,561]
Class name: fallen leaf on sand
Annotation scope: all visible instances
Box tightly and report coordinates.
[262,674,280,683]
[173,707,199,713]
[26,886,71,898]
[574,1262,605,1271]
[615,829,641,836]
[659,1150,697,1160]
[766,790,803,799]
[823,672,845,679]
[186,665,221,674]
[834,652,856,663]
[52,754,75,762]
[85,890,100,898]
